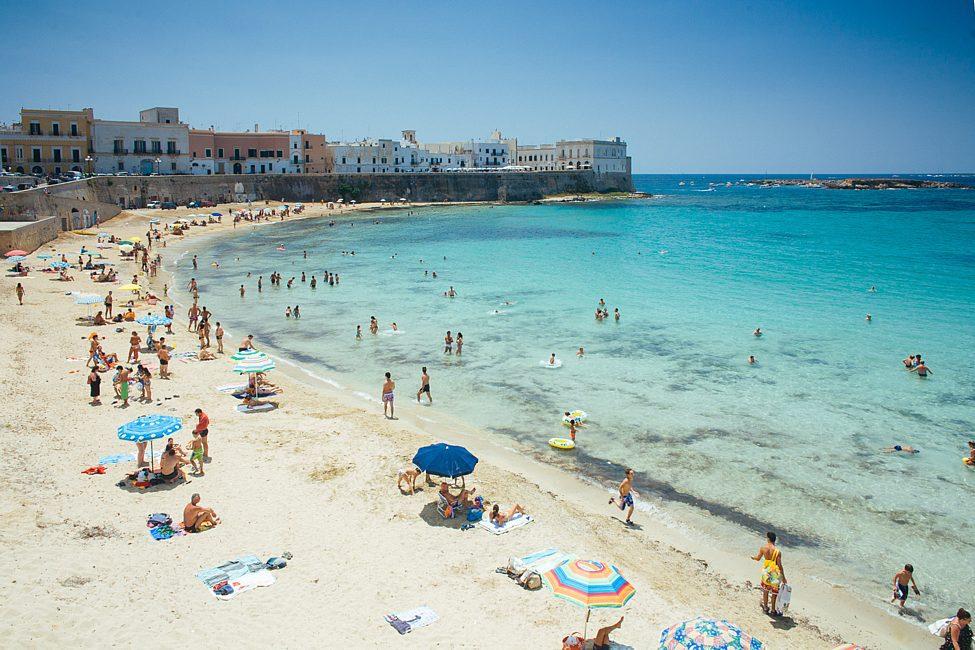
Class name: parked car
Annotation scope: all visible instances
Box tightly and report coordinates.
[146,201,161,209]
[16,183,32,190]
[186,201,201,208]
[200,199,215,207]
[161,202,177,210]
[115,171,130,176]
[2,185,16,192]
[46,178,60,185]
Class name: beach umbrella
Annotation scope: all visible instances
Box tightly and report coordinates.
[75,293,102,319]
[129,236,142,243]
[7,255,27,262]
[148,220,159,224]
[118,283,141,292]
[230,348,264,361]
[659,617,763,650]
[50,261,71,269]
[117,414,183,472]
[210,212,222,217]
[412,442,478,479]
[119,240,134,246]
[5,249,28,257]
[543,559,635,638]
[136,314,172,326]
[37,253,53,260]
[232,350,275,374]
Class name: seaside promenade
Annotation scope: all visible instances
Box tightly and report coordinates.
[0,201,933,648]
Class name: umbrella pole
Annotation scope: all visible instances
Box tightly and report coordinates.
[584,609,590,639]
[150,439,154,472]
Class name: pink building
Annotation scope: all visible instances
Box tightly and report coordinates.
[189,128,292,175]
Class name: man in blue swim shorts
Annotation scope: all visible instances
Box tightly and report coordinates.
[608,468,637,526]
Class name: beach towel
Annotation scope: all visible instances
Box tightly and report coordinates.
[237,402,276,413]
[215,383,248,394]
[196,555,268,587]
[384,606,439,635]
[100,453,135,464]
[82,465,107,475]
[149,523,185,541]
[479,514,534,535]
[173,351,198,359]
[211,569,276,601]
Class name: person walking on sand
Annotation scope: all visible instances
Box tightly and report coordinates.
[157,339,171,379]
[15,282,25,305]
[187,430,205,476]
[752,531,786,615]
[416,366,432,404]
[127,331,141,363]
[187,303,200,331]
[382,372,396,419]
[890,564,920,608]
[87,367,101,405]
[104,290,113,318]
[194,408,210,459]
[215,322,224,354]
[117,366,131,407]
[608,468,637,525]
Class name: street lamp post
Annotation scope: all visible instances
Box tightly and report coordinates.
[84,155,93,176]
[154,158,161,175]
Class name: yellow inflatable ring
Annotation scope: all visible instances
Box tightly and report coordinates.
[549,437,576,450]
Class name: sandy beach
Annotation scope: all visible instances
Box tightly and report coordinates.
[0,201,934,649]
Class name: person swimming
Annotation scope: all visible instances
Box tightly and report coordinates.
[577,347,585,357]
[753,327,763,337]
[748,355,757,364]
[883,445,919,454]
[549,353,557,366]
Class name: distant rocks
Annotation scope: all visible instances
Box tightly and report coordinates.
[747,178,971,190]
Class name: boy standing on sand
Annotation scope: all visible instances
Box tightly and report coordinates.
[608,468,637,525]
[187,431,205,476]
[382,372,396,419]
[891,564,920,608]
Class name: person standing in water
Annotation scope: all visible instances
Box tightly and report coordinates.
[416,367,432,404]
[455,332,464,356]
[608,468,636,525]
[890,564,920,609]
[444,331,453,354]
[909,359,932,378]
[356,325,362,340]
[382,372,396,419]
[752,531,786,615]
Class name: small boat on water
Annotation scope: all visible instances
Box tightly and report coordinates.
[678,180,686,186]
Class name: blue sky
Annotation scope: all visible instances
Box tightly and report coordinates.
[2,0,973,172]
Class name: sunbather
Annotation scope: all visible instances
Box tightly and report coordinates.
[490,503,527,526]
[182,493,220,532]
[562,616,623,650]
[397,466,424,494]
[158,447,189,483]
[439,482,475,508]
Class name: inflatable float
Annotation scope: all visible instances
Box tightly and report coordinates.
[540,359,562,369]
[548,437,576,450]
[562,410,588,425]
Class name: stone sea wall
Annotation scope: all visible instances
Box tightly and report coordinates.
[0,170,631,234]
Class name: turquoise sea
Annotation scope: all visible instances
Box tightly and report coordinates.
[174,174,975,617]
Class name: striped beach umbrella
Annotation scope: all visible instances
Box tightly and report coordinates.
[659,617,763,650]
[230,348,264,361]
[543,559,635,609]
[50,260,71,269]
[136,314,172,326]
[117,415,183,471]
[233,351,275,374]
[75,293,102,319]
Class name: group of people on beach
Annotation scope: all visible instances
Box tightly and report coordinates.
[902,353,933,378]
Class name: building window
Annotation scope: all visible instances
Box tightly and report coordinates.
[304,141,310,149]
[248,149,257,158]
[16,146,23,160]
[167,141,176,154]
[0,147,6,164]
[204,148,211,157]
[276,150,282,158]
[70,122,78,136]
[341,157,346,164]
[53,149,62,162]
[51,122,60,136]
[29,122,41,135]
[118,161,124,171]
[72,148,80,162]
[171,162,176,171]
[234,148,241,159]
[134,140,147,153]
[151,140,162,153]
[217,148,224,158]
[250,164,255,173]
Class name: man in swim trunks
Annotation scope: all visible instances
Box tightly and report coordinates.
[104,290,113,318]
[158,447,188,483]
[890,564,920,608]
[444,331,453,354]
[157,339,171,379]
[608,468,637,525]
[382,372,395,419]
[238,334,254,352]
[182,493,220,532]
[194,408,210,459]
[215,322,224,354]
[883,444,919,454]
[909,359,932,378]
[416,367,432,404]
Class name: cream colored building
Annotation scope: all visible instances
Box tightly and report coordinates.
[0,108,94,176]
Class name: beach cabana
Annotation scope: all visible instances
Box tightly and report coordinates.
[543,559,635,637]
[117,414,183,472]
[658,617,763,649]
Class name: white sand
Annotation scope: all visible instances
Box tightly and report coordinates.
[0,202,931,648]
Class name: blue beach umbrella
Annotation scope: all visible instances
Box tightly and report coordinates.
[75,293,102,319]
[37,253,53,260]
[50,261,70,269]
[210,212,222,217]
[136,314,172,326]
[117,415,183,471]
[7,255,27,262]
[412,442,478,480]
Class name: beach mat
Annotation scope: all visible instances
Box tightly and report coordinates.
[212,570,276,600]
[237,402,276,413]
[149,523,186,541]
[479,514,533,535]
[385,606,439,635]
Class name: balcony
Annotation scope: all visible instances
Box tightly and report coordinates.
[164,150,182,156]
[113,149,130,155]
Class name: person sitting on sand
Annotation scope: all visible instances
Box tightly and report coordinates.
[490,503,526,526]
[883,444,919,454]
[182,493,220,532]
[122,308,136,321]
[439,482,475,509]
[199,348,216,361]
[158,447,189,484]
[397,466,424,495]
[562,617,624,650]
[92,311,107,326]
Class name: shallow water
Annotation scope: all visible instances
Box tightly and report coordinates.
[176,174,975,615]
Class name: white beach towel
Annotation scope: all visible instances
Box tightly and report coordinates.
[212,569,276,601]
[479,514,534,535]
[237,402,276,413]
[215,383,248,393]
[385,606,439,634]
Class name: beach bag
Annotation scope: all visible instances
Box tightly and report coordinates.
[147,513,172,527]
[774,583,792,614]
[506,556,526,576]
[930,618,953,638]
[466,508,483,522]
[265,557,287,570]
[517,570,542,591]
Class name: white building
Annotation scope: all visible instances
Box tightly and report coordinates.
[422,131,512,170]
[91,107,191,175]
[556,137,629,173]
[328,139,405,174]
[515,143,557,171]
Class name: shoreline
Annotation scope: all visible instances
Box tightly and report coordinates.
[0,201,932,648]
